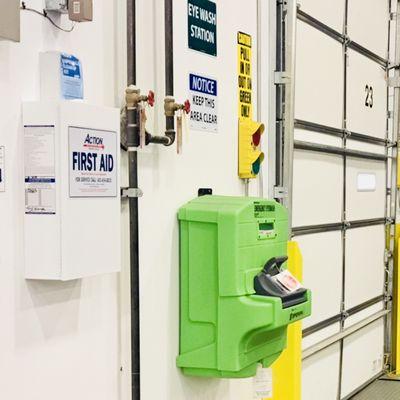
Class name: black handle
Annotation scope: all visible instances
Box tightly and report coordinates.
[262,256,288,276]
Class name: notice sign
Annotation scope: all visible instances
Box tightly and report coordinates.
[189,73,218,132]
[69,127,117,197]
[238,32,253,119]
[24,125,56,215]
[0,146,4,192]
[188,0,217,56]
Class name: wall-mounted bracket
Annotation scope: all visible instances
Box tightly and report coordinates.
[121,187,143,199]
[274,71,291,85]
[274,186,288,199]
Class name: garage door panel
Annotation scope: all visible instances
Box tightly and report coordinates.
[302,344,341,400]
[347,50,387,139]
[346,139,386,155]
[346,158,386,221]
[295,21,343,128]
[347,0,389,59]
[344,302,385,329]
[294,129,342,147]
[297,0,345,33]
[293,151,343,226]
[341,319,385,398]
[302,323,341,351]
[344,226,385,310]
[297,232,342,328]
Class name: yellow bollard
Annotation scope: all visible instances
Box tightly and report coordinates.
[265,241,303,400]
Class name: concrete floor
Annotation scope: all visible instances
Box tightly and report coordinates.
[351,380,400,399]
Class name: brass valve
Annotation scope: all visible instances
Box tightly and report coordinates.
[164,96,191,117]
[126,85,155,109]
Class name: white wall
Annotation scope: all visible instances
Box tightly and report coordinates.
[0,1,121,399]
[131,0,271,399]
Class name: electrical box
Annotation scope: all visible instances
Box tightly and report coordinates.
[22,101,121,280]
[0,0,20,42]
[177,196,311,378]
[45,0,68,13]
[40,52,84,101]
[68,0,93,22]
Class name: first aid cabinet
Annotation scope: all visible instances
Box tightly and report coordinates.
[23,101,121,280]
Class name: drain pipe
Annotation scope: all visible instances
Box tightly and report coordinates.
[127,2,140,400]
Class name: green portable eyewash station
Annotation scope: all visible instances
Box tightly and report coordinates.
[177,196,312,378]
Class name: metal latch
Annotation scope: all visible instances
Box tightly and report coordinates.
[121,187,143,199]
[274,71,291,85]
[274,186,288,199]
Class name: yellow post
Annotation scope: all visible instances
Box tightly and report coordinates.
[265,241,303,400]
[391,225,400,375]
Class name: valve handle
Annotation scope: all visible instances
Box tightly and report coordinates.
[183,99,191,114]
[147,90,155,107]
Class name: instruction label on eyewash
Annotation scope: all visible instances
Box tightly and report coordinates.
[189,73,218,132]
[24,125,56,215]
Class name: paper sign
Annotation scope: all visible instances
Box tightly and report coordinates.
[254,366,273,399]
[189,73,218,132]
[69,126,117,197]
[238,32,253,119]
[60,53,83,100]
[24,125,56,214]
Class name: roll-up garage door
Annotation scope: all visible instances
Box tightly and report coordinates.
[276,1,398,398]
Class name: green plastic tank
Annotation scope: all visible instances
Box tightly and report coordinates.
[177,195,311,378]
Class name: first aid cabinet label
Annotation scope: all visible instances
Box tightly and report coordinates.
[69,127,117,197]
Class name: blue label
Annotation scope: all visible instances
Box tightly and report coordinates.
[25,177,55,183]
[189,73,217,96]
[60,53,84,100]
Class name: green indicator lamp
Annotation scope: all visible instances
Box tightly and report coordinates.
[251,153,264,175]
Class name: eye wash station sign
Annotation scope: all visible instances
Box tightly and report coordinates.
[188,0,217,56]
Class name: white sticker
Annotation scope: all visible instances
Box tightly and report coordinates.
[0,146,4,192]
[189,73,218,133]
[253,366,273,399]
[69,127,117,197]
[357,173,376,192]
[24,126,56,215]
[73,1,81,14]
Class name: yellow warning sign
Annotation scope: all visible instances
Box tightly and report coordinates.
[238,32,252,120]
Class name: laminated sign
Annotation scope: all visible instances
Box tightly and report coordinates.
[69,127,117,197]
[60,53,83,100]
[24,125,56,215]
[189,73,218,132]
[238,32,253,119]
[188,0,217,56]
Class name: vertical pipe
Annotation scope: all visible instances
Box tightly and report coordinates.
[127,0,140,399]
[275,0,284,190]
[281,0,297,234]
[165,0,175,134]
